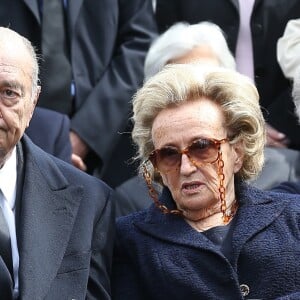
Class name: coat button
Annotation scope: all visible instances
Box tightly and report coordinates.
[240,284,250,296]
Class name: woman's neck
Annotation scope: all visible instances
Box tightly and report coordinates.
[185,198,238,232]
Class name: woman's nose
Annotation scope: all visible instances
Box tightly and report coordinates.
[180,153,197,175]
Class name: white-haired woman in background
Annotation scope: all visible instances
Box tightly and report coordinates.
[144,21,235,80]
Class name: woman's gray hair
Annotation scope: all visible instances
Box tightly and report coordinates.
[144,21,236,80]
[132,64,265,181]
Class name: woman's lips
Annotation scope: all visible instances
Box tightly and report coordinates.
[182,182,203,194]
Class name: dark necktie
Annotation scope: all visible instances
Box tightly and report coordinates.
[40,0,73,115]
[0,204,14,299]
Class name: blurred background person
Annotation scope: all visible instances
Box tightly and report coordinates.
[144,22,235,80]
[0,0,157,187]
[26,107,72,164]
[112,64,300,300]
[155,0,300,151]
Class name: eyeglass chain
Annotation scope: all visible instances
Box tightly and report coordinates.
[143,149,238,224]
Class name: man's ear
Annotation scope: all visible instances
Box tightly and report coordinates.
[26,86,41,127]
[33,85,41,107]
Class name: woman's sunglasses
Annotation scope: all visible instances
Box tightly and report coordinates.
[148,138,228,173]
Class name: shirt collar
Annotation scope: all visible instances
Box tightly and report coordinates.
[0,147,17,210]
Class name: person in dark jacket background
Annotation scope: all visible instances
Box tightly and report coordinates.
[0,0,158,187]
[25,107,72,164]
[155,0,300,151]
[112,64,300,299]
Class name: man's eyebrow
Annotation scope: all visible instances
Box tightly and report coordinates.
[0,80,25,95]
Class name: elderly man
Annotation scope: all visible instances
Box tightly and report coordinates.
[0,27,114,299]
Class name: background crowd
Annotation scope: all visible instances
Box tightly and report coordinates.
[0,0,300,298]
[2,0,300,190]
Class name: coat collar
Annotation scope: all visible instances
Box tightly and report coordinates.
[134,183,292,262]
[22,0,85,28]
[17,136,83,299]
[229,183,286,269]
[67,0,84,32]
[228,0,263,14]
[229,0,239,11]
[23,0,40,23]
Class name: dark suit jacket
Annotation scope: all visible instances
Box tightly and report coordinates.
[16,135,114,299]
[25,107,72,163]
[112,184,300,299]
[0,0,157,178]
[156,0,300,149]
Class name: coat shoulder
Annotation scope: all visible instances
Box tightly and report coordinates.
[22,134,112,195]
[116,210,148,238]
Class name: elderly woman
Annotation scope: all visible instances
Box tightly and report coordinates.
[112,64,300,299]
[114,22,298,219]
[113,21,237,217]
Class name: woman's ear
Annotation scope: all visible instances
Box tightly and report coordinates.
[232,140,244,174]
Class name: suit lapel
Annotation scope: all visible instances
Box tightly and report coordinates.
[228,0,239,11]
[253,0,263,11]
[230,189,290,269]
[23,0,41,23]
[134,188,222,254]
[17,137,83,299]
[228,0,262,15]
[135,213,217,253]
[67,0,84,32]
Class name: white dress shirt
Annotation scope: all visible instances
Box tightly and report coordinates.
[235,0,255,81]
[0,147,19,298]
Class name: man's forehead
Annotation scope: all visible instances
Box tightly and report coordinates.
[0,60,32,71]
[0,47,34,80]
[0,32,31,58]
[0,27,25,42]
[0,28,34,71]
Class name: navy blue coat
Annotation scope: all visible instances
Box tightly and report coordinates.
[112,184,300,299]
